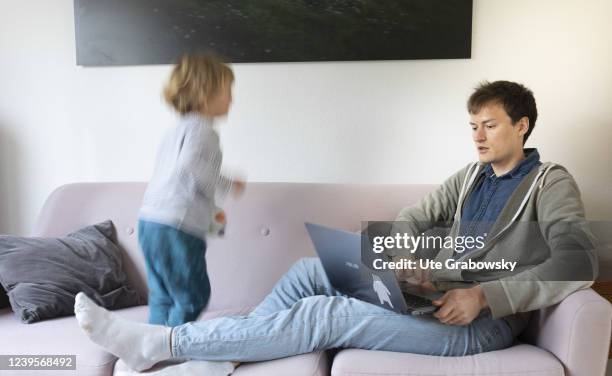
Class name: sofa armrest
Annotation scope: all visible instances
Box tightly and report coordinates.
[522,288,612,376]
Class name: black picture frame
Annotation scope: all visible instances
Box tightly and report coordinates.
[74,0,473,66]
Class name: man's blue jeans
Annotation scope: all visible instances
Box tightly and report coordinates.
[171,258,515,361]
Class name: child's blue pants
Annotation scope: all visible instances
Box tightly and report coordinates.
[138,220,210,327]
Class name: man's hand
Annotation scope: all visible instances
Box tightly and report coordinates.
[433,285,488,326]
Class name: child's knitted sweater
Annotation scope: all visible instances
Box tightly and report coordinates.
[139,113,232,239]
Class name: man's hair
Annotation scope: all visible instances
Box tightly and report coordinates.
[163,52,234,115]
[467,80,538,144]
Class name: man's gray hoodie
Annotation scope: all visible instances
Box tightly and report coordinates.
[390,158,598,335]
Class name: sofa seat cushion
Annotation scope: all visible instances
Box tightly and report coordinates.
[113,306,330,376]
[115,351,331,376]
[331,344,563,376]
[0,305,149,376]
[3,304,266,376]
[3,304,269,376]
[233,352,330,376]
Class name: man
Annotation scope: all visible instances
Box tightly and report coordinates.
[389,81,597,331]
[73,81,597,373]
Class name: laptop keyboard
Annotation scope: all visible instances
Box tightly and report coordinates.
[403,293,435,309]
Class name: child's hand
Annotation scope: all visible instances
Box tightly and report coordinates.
[231,179,246,198]
[214,210,227,224]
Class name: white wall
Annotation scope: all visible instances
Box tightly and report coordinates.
[0,0,611,235]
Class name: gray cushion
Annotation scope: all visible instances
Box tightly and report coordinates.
[0,220,143,323]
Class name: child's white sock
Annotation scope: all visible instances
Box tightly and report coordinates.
[115,359,235,376]
[74,292,172,372]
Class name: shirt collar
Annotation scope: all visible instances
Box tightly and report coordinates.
[179,112,214,127]
[482,148,541,179]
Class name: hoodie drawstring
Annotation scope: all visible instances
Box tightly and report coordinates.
[485,163,557,243]
[454,162,481,221]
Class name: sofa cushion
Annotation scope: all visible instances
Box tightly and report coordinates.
[114,352,331,376]
[0,305,261,376]
[233,352,330,376]
[111,306,330,376]
[0,220,142,323]
[0,305,149,376]
[331,344,563,376]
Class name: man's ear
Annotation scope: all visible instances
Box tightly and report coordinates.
[517,116,530,138]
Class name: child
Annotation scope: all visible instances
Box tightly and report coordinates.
[138,53,244,327]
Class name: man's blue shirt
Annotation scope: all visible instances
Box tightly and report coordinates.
[458,148,542,254]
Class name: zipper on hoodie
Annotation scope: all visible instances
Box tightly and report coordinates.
[454,163,555,262]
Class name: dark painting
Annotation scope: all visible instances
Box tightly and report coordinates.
[74,0,473,66]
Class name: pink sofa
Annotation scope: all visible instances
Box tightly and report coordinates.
[2,182,610,376]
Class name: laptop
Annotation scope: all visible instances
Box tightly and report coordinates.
[305,222,442,315]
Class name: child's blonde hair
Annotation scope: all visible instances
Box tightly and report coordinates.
[163,52,234,115]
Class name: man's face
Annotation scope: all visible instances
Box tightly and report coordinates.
[469,102,527,165]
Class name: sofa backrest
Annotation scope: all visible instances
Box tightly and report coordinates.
[33,182,437,312]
